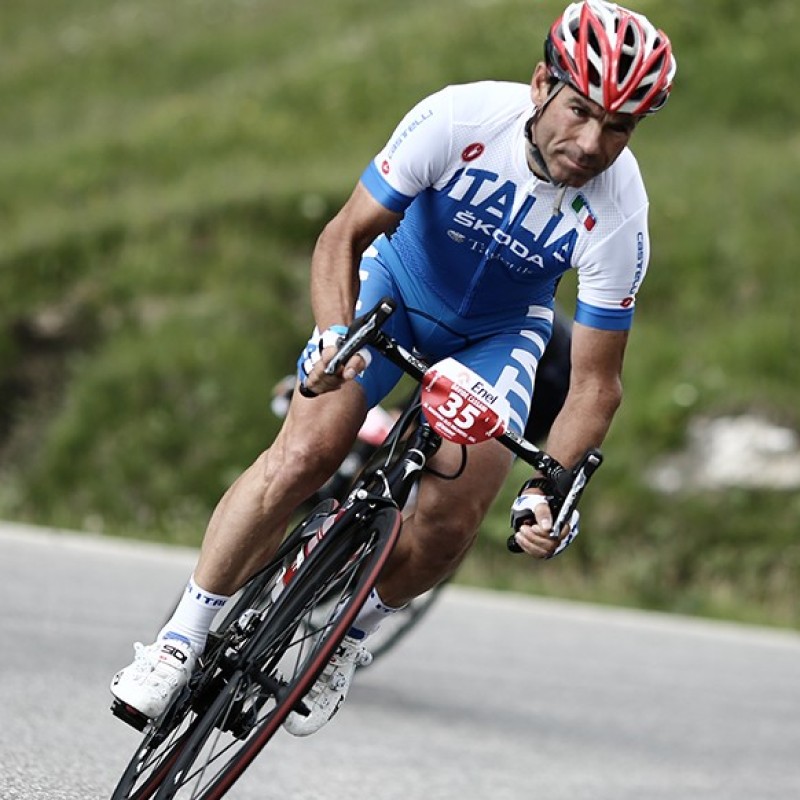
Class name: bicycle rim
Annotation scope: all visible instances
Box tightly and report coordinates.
[153,505,402,800]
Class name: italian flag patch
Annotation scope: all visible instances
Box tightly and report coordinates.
[571,194,597,231]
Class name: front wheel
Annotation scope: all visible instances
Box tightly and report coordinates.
[152,504,402,800]
[109,499,339,800]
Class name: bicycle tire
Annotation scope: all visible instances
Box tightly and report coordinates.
[151,504,402,800]
[109,500,339,800]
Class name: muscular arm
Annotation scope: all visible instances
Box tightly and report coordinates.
[544,321,627,468]
[301,181,402,393]
[512,321,627,556]
[309,181,402,332]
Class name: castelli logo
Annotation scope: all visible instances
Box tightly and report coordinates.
[461,142,484,162]
[381,160,390,174]
[620,296,635,308]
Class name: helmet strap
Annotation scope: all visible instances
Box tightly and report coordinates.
[525,80,566,186]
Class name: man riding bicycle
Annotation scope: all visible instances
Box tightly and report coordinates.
[112,0,676,737]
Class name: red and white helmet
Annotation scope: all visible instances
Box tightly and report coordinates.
[546,0,676,116]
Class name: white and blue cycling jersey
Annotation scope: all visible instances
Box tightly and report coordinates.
[350,81,651,432]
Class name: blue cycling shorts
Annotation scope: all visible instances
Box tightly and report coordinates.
[352,240,555,434]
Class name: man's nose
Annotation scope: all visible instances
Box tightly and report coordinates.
[576,121,603,155]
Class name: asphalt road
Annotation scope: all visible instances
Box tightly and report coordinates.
[1,522,799,800]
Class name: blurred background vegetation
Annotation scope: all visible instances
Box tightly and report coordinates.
[1,0,798,627]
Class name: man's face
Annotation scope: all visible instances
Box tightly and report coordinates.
[530,63,638,187]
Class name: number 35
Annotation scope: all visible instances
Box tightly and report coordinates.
[437,392,480,430]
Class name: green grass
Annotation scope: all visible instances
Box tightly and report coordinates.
[1,0,799,628]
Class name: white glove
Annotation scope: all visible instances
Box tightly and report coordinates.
[296,324,373,394]
[296,325,348,387]
[510,492,580,559]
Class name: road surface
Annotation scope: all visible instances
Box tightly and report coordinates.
[1,522,798,799]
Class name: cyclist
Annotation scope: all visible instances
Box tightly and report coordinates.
[111,0,675,736]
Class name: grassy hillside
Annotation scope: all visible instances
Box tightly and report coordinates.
[1,0,798,627]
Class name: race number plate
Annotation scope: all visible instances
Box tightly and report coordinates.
[421,358,509,445]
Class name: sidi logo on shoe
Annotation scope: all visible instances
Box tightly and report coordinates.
[161,643,188,664]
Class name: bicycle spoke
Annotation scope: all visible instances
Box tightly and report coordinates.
[112,708,199,800]
[178,688,255,798]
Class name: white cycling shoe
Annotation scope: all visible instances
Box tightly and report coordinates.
[284,635,372,737]
[111,635,198,720]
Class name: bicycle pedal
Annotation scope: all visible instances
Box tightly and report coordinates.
[111,698,150,732]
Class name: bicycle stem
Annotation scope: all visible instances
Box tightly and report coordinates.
[351,423,441,512]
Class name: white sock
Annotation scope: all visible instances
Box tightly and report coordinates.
[348,588,403,640]
[158,574,230,654]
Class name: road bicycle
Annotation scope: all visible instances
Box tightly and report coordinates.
[109,298,601,800]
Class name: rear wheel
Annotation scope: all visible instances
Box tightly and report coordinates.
[151,504,402,800]
[369,580,445,660]
[305,579,446,663]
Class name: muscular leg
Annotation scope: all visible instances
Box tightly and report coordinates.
[375,437,514,608]
[194,381,368,595]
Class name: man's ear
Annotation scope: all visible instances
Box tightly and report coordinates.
[530,62,550,107]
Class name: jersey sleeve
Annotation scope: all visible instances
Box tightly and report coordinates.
[360,87,455,214]
[574,202,650,332]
